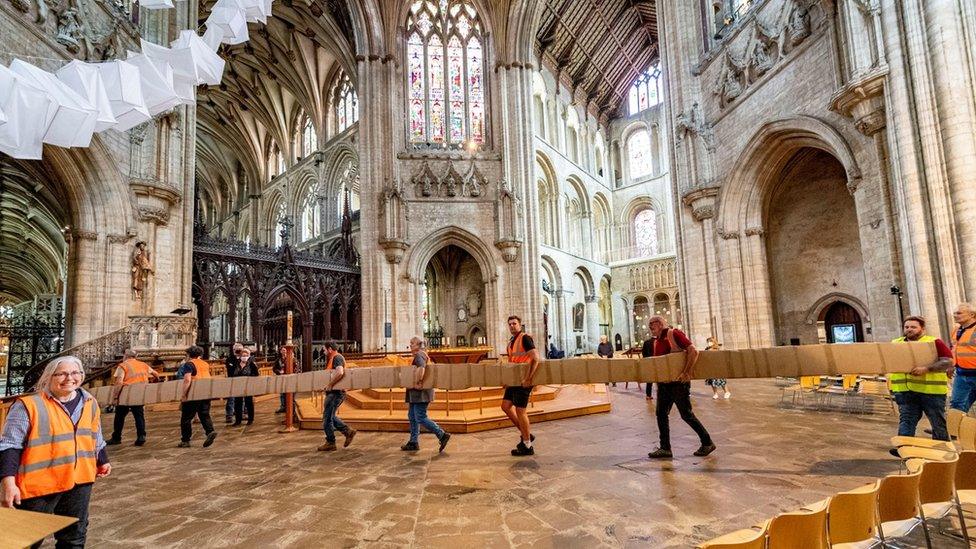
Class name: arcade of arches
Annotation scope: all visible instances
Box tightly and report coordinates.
[1,0,975,545]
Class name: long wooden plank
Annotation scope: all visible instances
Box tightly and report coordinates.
[90,342,935,407]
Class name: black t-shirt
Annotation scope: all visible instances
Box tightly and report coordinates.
[509,333,535,352]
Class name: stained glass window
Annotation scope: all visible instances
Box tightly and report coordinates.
[405,0,487,148]
[628,63,662,115]
[634,208,658,258]
[628,129,652,180]
[334,72,358,134]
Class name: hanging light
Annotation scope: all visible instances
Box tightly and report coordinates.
[96,60,151,132]
[126,51,181,115]
[56,60,118,132]
[9,59,99,148]
[206,3,250,45]
[169,30,226,86]
[0,64,55,159]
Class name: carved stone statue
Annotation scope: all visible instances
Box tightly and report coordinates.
[787,3,811,46]
[131,241,154,299]
[56,7,82,53]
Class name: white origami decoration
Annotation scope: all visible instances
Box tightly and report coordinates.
[97,60,151,132]
[9,60,98,148]
[0,65,55,159]
[224,0,271,24]
[202,26,224,52]
[126,52,181,116]
[206,3,249,45]
[0,104,7,127]
[56,60,118,132]
[138,0,174,8]
[170,30,226,85]
[141,40,196,105]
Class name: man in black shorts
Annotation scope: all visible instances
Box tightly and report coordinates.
[501,315,540,456]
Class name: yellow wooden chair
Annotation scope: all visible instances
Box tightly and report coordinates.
[782,376,822,407]
[958,416,976,452]
[853,380,894,415]
[915,456,970,544]
[891,408,963,452]
[955,451,976,506]
[877,470,929,548]
[698,523,768,549]
[767,499,829,549]
[826,481,882,548]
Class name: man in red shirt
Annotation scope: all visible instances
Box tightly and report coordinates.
[642,315,715,459]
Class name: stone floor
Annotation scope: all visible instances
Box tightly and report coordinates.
[84,380,972,548]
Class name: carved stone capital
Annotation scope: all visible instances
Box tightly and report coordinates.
[71,229,99,241]
[584,294,599,304]
[681,186,720,222]
[744,226,765,237]
[494,239,522,263]
[717,228,740,240]
[830,67,888,136]
[106,233,134,244]
[138,206,170,225]
[379,239,409,264]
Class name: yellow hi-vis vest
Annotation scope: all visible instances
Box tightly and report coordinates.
[889,335,947,394]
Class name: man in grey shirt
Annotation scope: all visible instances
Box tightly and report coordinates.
[401,337,451,453]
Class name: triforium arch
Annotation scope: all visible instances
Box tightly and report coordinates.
[405,226,501,349]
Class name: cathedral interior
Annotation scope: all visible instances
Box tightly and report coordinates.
[1,0,974,546]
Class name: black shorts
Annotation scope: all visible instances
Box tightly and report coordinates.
[503,386,533,408]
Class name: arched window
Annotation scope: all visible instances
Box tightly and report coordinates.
[628,63,662,115]
[273,201,286,247]
[301,193,320,242]
[406,0,487,148]
[632,295,650,343]
[302,117,315,156]
[633,208,658,257]
[334,73,358,133]
[627,129,652,180]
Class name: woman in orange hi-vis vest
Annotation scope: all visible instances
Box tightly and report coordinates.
[0,356,111,548]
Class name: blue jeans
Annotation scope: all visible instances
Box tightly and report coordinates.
[408,402,444,443]
[323,392,348,443]
[950,374,976,413]
[225,397,235,418]
[894,391,949,441]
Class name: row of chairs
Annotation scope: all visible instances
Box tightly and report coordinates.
[780,376,894,414]
[700,409,974,548]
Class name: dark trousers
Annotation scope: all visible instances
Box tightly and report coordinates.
[646,382,654,398]
[110,404,146,442]
[234,396,255,423]
[18,483,92,548]
[894,391,949,441]
[656,382,712,449]
[180,400,215,443]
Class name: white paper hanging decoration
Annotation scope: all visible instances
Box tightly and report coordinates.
[9,59,98,148]
[0,65,56,159]
[97,60,151,132]
[202,26,224,52]
[126,51,181,116]
[218,0,271,24]
[170,30,226,85]
[56,60,118,132]
[0,104,7,127]
[138,0,174,9]
[206,3,249,45]
[140,40,195,105]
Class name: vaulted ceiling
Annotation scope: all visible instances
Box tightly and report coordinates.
[535,0,659,119]
[194,0,356,222]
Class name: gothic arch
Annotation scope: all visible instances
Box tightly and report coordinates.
[540,254,562,290]
[406,226,500,285]
[718,116,863,232]
[804,292,871,325]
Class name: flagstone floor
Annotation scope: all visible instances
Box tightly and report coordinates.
[83,380,970,548]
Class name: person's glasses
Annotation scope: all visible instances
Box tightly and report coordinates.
[52,371,84,379]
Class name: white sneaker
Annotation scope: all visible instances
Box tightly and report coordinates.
[724,392,731,399]
[712,393,719,400]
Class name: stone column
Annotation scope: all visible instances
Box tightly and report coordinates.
[584,294,601,352]
[681,186,722,344]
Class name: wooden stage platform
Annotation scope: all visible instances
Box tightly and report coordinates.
[295,384,612,433]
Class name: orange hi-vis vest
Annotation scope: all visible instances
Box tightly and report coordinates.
[190,358,211,378]
[508,332,533,364]
[326,353,344,370]
[953,323,976,370]
[120,358,151,385]
[16,391,99,499]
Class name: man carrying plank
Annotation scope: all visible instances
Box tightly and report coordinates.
[644,316,715,459]
[888,316,953,456]
[177,346,218,449]
[108,349,158,447]
[502,315,540,457]
[317,341,357,452]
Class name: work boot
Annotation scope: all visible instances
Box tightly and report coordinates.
[177,441,191,448]
[511,441,534,456]
[134,438,146,447]
[203,432,218,448]
[693,443,716,457]
[438,432,452,453]
[400,441,419,451]
[342,428,357,448]
[106,438,121,446]
[648,448,673,459]
[318,442,337,452]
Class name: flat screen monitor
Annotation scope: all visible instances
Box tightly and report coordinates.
[831,324,856,344]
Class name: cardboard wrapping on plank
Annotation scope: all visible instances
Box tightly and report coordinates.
[83,342,939,406]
